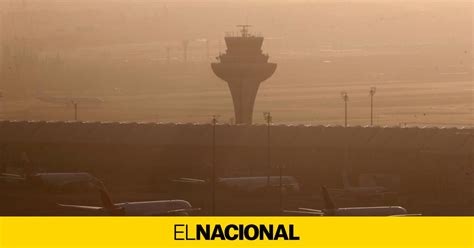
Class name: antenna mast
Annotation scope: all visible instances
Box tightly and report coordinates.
[236,25,252,37]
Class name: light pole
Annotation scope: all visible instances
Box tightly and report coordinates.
[72,101,78,121]
[370,87,376,126]
[341,91,349,127]
[0,91,3,119]
[211,115,218,216]
[278,163,286,212]
[263,112,272,186]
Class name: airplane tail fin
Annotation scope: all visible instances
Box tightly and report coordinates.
[95,181,124,215]
[321,186,336,210]
[99,188,115,210]
[20,152,37,178]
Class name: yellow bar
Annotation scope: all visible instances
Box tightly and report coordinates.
[0,217,473,248]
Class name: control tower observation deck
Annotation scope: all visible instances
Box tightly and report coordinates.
[211,25,277,124]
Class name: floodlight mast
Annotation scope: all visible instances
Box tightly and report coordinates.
[263,112,272,186]
[278,163,286,212]
[0,91,3,119]
[211,115,219,216]
[370,87,377,126]
[72,101,78,121]
[341,91,349,127]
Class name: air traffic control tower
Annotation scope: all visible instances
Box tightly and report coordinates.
[211,25,277,124]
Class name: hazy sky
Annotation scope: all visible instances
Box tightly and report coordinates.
[0,0,471,125]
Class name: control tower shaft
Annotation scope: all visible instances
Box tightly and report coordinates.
[211,25,277,124]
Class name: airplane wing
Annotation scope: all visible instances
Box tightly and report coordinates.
[0,173,26,182]
[57,204,103,211]
[56,204,107,215]
[298,208,323,213]
[166,208,201,216]
[171,178,207,184]
[390,214,423,216]
[36,173,100,188]
[0,173,24,178]
[282,210,324,216]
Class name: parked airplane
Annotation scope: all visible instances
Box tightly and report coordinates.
[57,176,198,216]
[1,171,198,215]
[172,176,300,194]
[320,186,411,216]
[328,167,398,203]
[283,186,418,216]
[0,153,198,216]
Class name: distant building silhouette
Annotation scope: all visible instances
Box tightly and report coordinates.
[0,4,39,91]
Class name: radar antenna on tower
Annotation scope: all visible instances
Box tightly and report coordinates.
[236,25,252,37]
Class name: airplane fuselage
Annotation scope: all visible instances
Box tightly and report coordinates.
[116,200,193,216]
[327,206,407,216]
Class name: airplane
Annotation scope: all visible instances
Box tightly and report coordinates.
[327,167,399,203]
[1,171,198,216]
[172,176,300,195]
[283,186,419,216]
[0,153,198,216]
[56,176,199,216]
